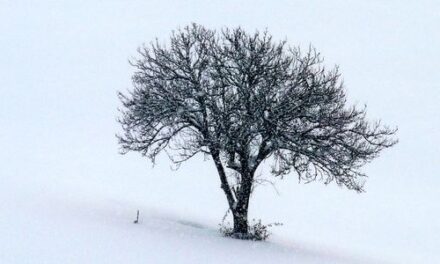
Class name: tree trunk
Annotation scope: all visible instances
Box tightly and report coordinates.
[231,171,253,238]
[210,150,236,211]
[211,148,255,239]
[232,210,249,235]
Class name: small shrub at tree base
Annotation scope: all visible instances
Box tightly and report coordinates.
[220,219,283,241]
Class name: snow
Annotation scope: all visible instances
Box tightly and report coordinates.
[1,153,438,263]
[1,1,439,263]
[0,173,379,264]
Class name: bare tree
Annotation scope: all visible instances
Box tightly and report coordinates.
[117,24,397,239]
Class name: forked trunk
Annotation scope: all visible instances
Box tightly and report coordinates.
[211,150,255,239]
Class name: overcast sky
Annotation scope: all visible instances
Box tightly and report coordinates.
[2,0,439,188]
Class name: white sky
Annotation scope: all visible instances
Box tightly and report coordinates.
[1,1,439,262]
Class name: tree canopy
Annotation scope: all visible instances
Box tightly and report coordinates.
[118,24,397,238]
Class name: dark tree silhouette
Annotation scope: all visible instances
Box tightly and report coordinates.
[117,24,397,239]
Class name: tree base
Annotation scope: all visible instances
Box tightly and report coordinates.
[219,219,272,241]
[229,232,255,240]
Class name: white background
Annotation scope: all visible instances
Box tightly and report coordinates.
[1,1,439,263]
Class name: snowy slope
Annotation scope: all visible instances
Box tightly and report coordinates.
[1,153,438,263]
[0,172,383,264]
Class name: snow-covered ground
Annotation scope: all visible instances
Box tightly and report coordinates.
[0,173,378,264]
[1,152,438,263]
[1,1,439,263]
